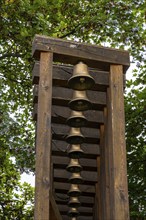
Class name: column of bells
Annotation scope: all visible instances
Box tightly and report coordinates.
[65,62,95,219]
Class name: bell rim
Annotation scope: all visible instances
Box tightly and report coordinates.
[68,75,95,91]
[67,209,80,217]
[68,99,92,111]
[68,198,81,208]
[66,165,83,173]
[66,116,87,127]
[67,190,82,197]
[68,150,84,159]
[68,177,84,184]
[66,135,85,144]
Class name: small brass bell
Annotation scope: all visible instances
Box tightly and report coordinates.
[68,184,81,197]
[66,110,87,127]
[68,197,81,208]
[66,127,85,144]
[69,172,83,184]
[68,90,92,111]
[68,144,84,159]
[66,158,82,173]
[68,62,95,90]
[68,207,80,217]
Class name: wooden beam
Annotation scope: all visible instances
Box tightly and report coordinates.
[32,62,109,92]
[51,141,100,159]
[55,193,94,205]
[32,35,130,72]
[33,84,106,110]
[106,65,130,219]
[61,216,92,220]
[33,103,104,128]
[50,192,62,220]
[52,156,97,172]
[53,169,97,185]
[54,182,95,195]
[58,205,93,216]
[55,197,94,208]
[34,52,53,220]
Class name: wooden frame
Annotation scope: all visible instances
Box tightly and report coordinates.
[32,35,130,220]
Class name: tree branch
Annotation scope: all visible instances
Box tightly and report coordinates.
[60,24,81,39]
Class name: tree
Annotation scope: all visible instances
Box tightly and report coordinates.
[0,0,145,218]
[0,113,34,219]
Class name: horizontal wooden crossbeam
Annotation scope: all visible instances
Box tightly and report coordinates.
[54,169,97,185]
[52,156,97,172]
[32,35,130,72]
[32,62,109,92]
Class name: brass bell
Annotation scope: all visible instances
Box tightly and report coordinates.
[68,197,81,208]
[66,127,85,144]
[68,144,84,159]
[66,159,82,173]
[68,184,81,197]
[66,110,87,127]
[68,62,95,90]
[68,90,92,111]
[69,172,83,184]
[68,207,80,217]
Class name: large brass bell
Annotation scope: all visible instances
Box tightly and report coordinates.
[66,127,85,144]
[68,62,95,90]
[66,110,87,127]
[68,144,84,159]
[68,197,81,208]
[68,90,92,111]
[69,172,83,184]
[68,184,81,197]
[66,158,82,173]
[68,207,80,217]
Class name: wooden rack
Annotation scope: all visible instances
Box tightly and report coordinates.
[32,35,130,220]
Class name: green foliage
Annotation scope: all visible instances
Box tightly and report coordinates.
[0,0,145,218]
[0,135,34,219]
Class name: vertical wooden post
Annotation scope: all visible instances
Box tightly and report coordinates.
[34,52,53,220]
[107,65,129,219]
[96,157,101,220]
[99,121,110,220]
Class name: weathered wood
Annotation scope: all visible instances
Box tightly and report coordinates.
[58,205,93,215]
[107,65,129,219]
[32,62,109,92]
[32,35,130,72]
[55,197,94,207]
[55,193,94,205]
[34,52,53,220]
[52,141,100,159]
[33,103,104,128]
[54,169,97,185]
[55,189,94,197]
[52,133,100,144]
[54,182,95,194]
[52,123,100,137]
[104,107,111,219]
[52,156,97,172]
[96,157,102,220]
[52,105,104,126]
[33,84,106,110]
[50,193,62,220]
[60,210,92,217]
[62,216,92,220]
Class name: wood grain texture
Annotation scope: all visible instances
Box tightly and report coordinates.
[34,52,53,220]
[32,62,109,92]
[32,35,130,72]
[107,65,129,220]
[50,193,63,220]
